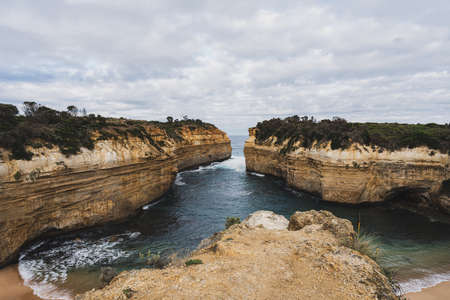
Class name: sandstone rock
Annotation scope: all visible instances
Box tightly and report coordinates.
[0,126,232,266]
[289,210,355,247]
[244,130,450,217]
[80,210,397,300]
[241,210,289,230]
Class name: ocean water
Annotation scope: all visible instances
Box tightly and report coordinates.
[18,136,450,299]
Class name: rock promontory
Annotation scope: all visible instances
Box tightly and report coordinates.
[79,210,398,300]
[0,104,231,266]
[245,117,450,215]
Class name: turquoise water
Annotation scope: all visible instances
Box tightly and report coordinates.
[18,136,450,299]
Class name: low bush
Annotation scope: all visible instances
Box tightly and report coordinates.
[122,287,136,298]
[185,259,203,266]
[0,102,215,160]
[254,116,450,155]
[225,216,241,229]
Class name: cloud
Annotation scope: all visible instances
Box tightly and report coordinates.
[0,0,449,134]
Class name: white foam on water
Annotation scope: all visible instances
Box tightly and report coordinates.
[217,156,246,172]
[399,270,450,294]
[180,156,246,174]
[18,233,138,300]
[175,174,186,186]
[248,172,265,177]
[142,197,165,210]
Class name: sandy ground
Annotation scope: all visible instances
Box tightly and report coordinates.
[0,265,41,300]
[406,281,450,300]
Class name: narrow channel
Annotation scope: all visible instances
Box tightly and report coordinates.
[18,136,450,299]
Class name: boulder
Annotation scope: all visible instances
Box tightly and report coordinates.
[241,210,289,230]
[288,210,355,247]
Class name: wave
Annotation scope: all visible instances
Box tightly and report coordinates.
[248,172,265,177]
[18,231,141,300]
[181,156,246,174]
[399,270,450,294]
[174,174,186,186]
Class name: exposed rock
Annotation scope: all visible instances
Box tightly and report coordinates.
[241,210,289,230]
[79,210,397,300]
[244,129,450,216]
[99,267,117,286]
[288,210,355,247]
[0,125,231,266]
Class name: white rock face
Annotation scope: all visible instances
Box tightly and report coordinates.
[242,210,289,230]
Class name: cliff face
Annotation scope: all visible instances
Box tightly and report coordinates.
[79,210,397,300]
[0,126,231,266]
[245,129,450,214]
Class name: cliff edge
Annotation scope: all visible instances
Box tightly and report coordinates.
[79,210,398,300]
[245,118,450,216]
[0,110,231,266]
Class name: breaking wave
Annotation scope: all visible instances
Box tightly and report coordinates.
[182,156,246,174]
[18,232,141,299]
[399,270,450,294]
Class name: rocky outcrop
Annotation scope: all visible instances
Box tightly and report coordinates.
[79,210,397,300]
[245,129,450,215]
[241,210,289,230]
[0,125,231,266]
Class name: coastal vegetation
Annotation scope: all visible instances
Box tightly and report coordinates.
[0,102,214,160]
[225,216,241,229]
[185,259,203,266]
[254,116,450,154]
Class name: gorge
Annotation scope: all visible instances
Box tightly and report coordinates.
[1,114,450,299]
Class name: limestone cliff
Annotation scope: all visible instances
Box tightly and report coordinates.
[79,210,398,300]
[245,128,450,214]
[0,125,231,266]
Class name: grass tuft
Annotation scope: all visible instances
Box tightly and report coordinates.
[185,259,203,266]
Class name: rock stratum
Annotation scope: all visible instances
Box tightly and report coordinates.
[0,124,231,266]
[245,128,450,215]
[79,210,398,300]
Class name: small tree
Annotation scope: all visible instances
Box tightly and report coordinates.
[166,116,173,123]
[67,105,78,116]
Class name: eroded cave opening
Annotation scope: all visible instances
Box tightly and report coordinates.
[440,179,450,195]
[384,186,432,212]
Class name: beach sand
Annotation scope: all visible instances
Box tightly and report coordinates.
[406,281,450,300]
[0,265,41,300]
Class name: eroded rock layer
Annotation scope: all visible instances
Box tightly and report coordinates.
[245,128,450,214]
[0,126,231,266]
[79,210,397,300]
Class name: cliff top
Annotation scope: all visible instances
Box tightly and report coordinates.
[79,210,399,300]
[253,116,450,155]
[0,102,218,161]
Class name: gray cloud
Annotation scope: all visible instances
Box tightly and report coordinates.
[0,0,449,135]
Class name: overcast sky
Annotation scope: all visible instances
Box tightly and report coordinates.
[1,0,449,134]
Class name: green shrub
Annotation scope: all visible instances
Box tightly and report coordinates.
[254,116,450,155]
[225,217,241,229]
[185,259,203,266]
[0,102,214,160]
[13,171,22,181]
[122,287,136,298]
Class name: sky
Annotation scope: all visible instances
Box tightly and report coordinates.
[0,0,449,135]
